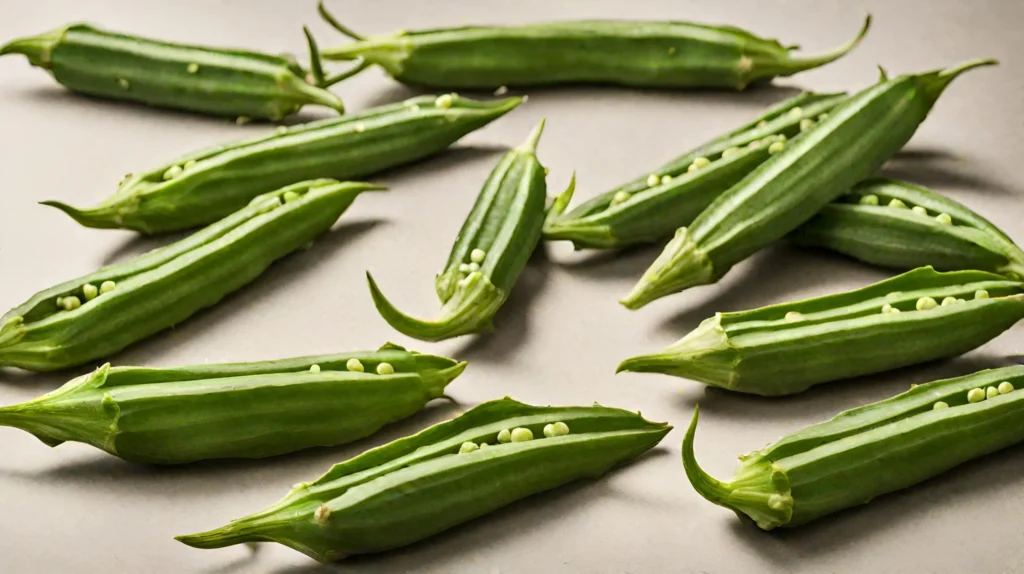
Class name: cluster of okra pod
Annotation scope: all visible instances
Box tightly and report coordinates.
[0,1,1019,563]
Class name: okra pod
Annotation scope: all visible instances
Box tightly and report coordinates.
[317,1,869,91]
[0,23,346,119]
[0,179,379,372]
[683,365,1024,529]
[792,178,1024,279]
[0,344,464,464]
[177,398,670,561]
[544,91,848,249]
[618,267,1024,395]
[366,119,562,341]
[43,94,520,234]
[621,59,997,309]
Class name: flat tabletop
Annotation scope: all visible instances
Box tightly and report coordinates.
[1,1,1023,572]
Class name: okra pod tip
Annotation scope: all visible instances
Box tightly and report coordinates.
[765,14,871,81]
[0,24,68,67]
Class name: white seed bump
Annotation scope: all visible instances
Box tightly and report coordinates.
[434,94,454,109]
[497,429,512,443]
[163,165,184,181]
[912,206,928,216]
[376,362,395,375]
[998,381,1014,395]
[478,442,489,449]
[82,284,98,301]
[757,120,769,128]
[768,141,785,154]
[551,421,569,436]
[957,298,967,304]
[941,296,957,306]
[661,175,672,185]
[458,263,471,273]
[859,194,880,206]
[100,281,117,294]
[933,401,949,410]
[692,157,711,169]
[346,358,364,372]
[183,159,197,170]
[935,213,953,225]
[282,190,301,203]
[355,122,365,133]
[470,249,486,263]
[784,311,803,322]
[493,85,509,96]
[309,364,321,373]
[275,125,288,134]
[975,289,990,299]
[543,424,557,438]
[987,386,1000,399]
[788,107,804,117]
[236,116,251,125]
[799,118,815,132]
[968,388,985,403]
[467,262,480,273]
[459,441,479,454]
[611,191,631,205]
[117,78,130,89]
[187,63,199,74]
[721,146,741,158]
[646,174,660,187]
[61,296,81,311]
[881,303,894,314]
[747,140,761,150]
[916,297,938,311]
[510,427,533,442]
[314,504,331,525]
[888,198,908,209]
[818,113,829,121]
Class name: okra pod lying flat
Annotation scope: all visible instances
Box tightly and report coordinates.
[621,59,997,309]
[43,94,520,234]
[0,23,345,119]
[544,91,848,249]
[366,119,561,341]
[0,344,464,464]
[618,267,1024,395]
[177,398,670,561]
[317,0,869,91]
[0,179,378,372]
[683,365,1024,529]
[792,178,1024,279]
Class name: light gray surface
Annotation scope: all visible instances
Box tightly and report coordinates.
[1,1,1023,572]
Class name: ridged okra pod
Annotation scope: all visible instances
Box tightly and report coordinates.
[0,344,464,464]
[317,1,869,91]
[621,59,998,309]
[0,179,378,372]
[544,91,848,249]
[683,366,1024,529]
[792,178,1024,279]
[366,119,561,341]
[619,267,1024,395]
[43,94,520,234]
[0,23,346,119]
[177,398,670,561]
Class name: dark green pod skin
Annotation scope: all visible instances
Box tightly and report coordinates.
[683,366,1024,529]
[176,398,670,561]
[792,178,1024,279]
[0,179,379,372]
[544,92,848,249]
[366,120,557,341]
[621,59,998,309]
[42,95,521,234]
[319,7,870,91]
[619,267,1024,395]
[0,344,465,464]
[0,24,345,119]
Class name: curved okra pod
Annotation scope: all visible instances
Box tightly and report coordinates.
[544,91,848,249]
[621,59,998,309]
[42,94,520,234]
[316,1,869,91]
[0,179,379,372]
[366,119,560,342]
[176,397,670,561]
[791,178,1024,279]
[0,344,465,464]
[0,23,347,119]
[618,267,1024,395]
[683,365,1024,529]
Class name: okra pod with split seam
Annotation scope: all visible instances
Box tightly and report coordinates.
[317,2,869,91]
[366,119,564,341]
[621,59,998,309]
[0,179,379,372]
[544,91,848,249]
[792,178,1024,279]
[0,344,464,464]
[683,365,1024,529]
[176,398,670,561]
[43,94,520,234]
[618,267,1024,395]
[0,23,346,119]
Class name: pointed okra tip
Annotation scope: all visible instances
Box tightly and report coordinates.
[782,14,871,76]
[619,228,715,310]
[919,58,998,108]
[516,117,546,155]
[0,24,72,68]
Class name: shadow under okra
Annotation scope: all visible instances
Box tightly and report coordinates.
[881,151,1022,198]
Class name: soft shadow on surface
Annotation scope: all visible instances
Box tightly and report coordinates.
[0,368,79,394]
[374,144,510,185]
[102,229,193,265]
[3,400,461,486]
[268,450,669,574]
[550,241,665,281]
[452,246,553,363]
[880,152,1020,197]
[725,439,1024,565]
[677,353,1014,423]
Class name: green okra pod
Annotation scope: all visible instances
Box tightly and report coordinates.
[43,94,520,234]
[0,344,465,464]
[683,365,1024,529]
[0,179,379,372]
[317,1,869,91]
[621,59,998,309]
[544,91,849,249]
[366,119,564,341]
[618,267,1024,395]
[0,23,347,119]
[791,178,1024,279]
[176,397,670,561]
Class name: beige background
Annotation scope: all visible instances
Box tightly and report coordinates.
[1,1,1023,572]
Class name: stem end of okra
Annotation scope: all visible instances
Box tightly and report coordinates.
[620,228,715,309]
[0,25,70,68]
[617,315,741,388]
[780,14,871,77]
[317,0,365,42]
[280,72,345,114]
